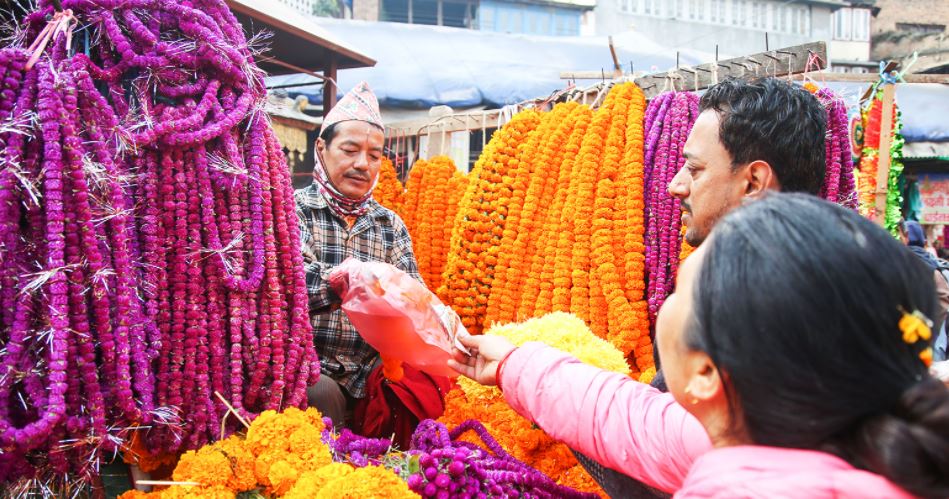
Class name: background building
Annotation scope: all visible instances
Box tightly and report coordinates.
[349,0,595,35]
[870,0,949,73]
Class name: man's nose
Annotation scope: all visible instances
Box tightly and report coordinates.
[668,167,689,199]
[353,151,370,169]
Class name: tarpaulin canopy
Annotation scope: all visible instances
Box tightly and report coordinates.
[823,82,949,144]
[266,19,705,109]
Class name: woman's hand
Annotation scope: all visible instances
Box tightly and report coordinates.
[448,334,517,386]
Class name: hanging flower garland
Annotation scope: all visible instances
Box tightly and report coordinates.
[439,111,542,334]
[485,103,574,327]
[401,156,465,292]
[1,0,316,487]
[592,82,652,371]
[373,156,406,216]
[524,105,593,318]
[809,86,858,210]
[856,88,902,232]
[642,92,700,339]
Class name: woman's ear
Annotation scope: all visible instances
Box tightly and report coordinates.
[685,351,723,403]
[744,160,778,197]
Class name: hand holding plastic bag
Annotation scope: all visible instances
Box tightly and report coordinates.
[328,258,468,379]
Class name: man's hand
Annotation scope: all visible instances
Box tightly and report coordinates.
[447,334,517,386]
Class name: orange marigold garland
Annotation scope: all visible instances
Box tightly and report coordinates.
[497,102,586,324]
[439,110,542,333]
[485,103,574,327]
[527,105,593,317]
[374,157,405,215]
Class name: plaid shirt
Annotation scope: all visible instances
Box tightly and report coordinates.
[294,183,421,399]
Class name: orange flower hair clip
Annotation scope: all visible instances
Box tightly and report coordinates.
[898,308,933,367]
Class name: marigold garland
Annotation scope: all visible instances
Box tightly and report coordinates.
[485,103,576,327]
[439,312,629,496]
[373,157,405,216]
[439,111,542,334]
[526,105,593,318]
[400,156,466,292]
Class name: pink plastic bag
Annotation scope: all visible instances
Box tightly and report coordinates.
[328,258,468,378]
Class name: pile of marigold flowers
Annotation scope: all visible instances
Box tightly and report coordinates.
[120,403,598,498]
[373,157,407,216]
[439,312,631,496]
[119,407,417,499]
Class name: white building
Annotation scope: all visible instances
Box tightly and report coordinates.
[596,1,853,63]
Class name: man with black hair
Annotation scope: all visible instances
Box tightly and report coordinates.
[669,77,827,247]
[578,77,830,498]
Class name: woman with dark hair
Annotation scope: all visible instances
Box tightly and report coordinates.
[450,193,949,498]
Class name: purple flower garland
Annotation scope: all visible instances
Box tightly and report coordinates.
[0,0,318,485]
[643,91,701,328]
[815,87,858,210]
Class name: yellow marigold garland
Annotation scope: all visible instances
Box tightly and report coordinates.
[374,157,405,215]
[439,312,629,496]
[439,111,542,333]
[401,157,428,233]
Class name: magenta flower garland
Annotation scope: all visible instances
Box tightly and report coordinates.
[815,87,858,210]
[643,91,701,328]
[0,0,317,486]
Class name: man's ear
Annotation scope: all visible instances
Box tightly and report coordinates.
[316,137,327,156]
[744,160,778,197]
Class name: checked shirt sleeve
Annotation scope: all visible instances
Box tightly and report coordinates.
[389,215,422,283]
[296,204,338,313]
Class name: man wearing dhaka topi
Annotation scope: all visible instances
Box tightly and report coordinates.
[294,82,449,442]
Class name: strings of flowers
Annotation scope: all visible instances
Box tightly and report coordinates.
[809,86,858,210]
[439,110,542,334]
[374,156,406,216]
[484,102,574,327]
[0,0,316,489]
[856,84,902,232]
[642,92,700,335]
[400,156,467,293]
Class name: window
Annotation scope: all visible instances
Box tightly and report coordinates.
[479,5,495,29]
[689,0,704,20]
[798,7,807,34]
[834,7,852,40]
[675,0,684,18]
[619,0,638,14]
[751,1,763,28]
[710,0,720,22]
[790,7,798,34]
[781,6,789,32]
[895,22,947,34]
[852,8,870,41]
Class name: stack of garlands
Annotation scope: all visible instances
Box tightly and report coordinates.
[373,157,406,216]
[856,84,904,233]
[641,91,700,340]
[401,156,468,292]
[439,312,631,496]
[0,0,316,488]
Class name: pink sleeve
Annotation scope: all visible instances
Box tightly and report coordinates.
[500,342,711,493]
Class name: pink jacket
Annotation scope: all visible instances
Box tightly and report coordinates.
[501,342,914,498]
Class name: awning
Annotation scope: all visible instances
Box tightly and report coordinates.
[226,0,375,75]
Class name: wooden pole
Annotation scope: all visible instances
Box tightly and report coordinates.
[873,82,896,226]
[323,57,338,117]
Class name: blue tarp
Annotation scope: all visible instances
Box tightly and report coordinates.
[823,82,949,143]
[267,19,703,109]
